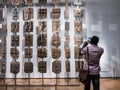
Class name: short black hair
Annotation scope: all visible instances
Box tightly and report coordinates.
[90,36,99,45]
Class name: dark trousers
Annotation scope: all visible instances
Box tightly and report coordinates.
[84,74,100,90]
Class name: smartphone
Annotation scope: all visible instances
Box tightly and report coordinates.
[87,37,91,43]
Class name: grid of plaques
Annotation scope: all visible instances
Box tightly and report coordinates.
[2,0,84,78]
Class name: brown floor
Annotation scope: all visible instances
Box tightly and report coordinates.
[0,78,120,90]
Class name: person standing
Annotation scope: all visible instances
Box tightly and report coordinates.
[80,36,104,90]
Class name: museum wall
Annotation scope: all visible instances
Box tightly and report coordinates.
[0,0,120,78]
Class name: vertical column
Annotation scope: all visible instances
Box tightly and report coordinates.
[51,0,61,89]
[73,0,84,75]
[64,0,70,85]
[37,0,47,87]
[10,0,20,85]
[23,0,33,85]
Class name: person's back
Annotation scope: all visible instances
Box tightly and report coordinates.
[80,36,104,90]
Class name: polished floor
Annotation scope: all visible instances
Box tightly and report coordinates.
[0,78,120,90]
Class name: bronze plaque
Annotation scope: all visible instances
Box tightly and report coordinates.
[38,61,47,73]
[38,8,47,19]
[52,20,60,32]
[75,61,83,72]
[24,62,33,73]
[12,8,19,20]
[11,35,19,46]
[52,48,61,59]
[66,61,70,72]
[65,47,70,59]
[2,21,7,32]
[38,48,47,58]
[1,48,6,59]
[10,61,20,74]
[51,8,60,19]
[74,20,82,32]
[52,0,60,4]
[12,0,20,5]
[23,8,33,20]
[65,22,70,31]
[38,21,47,32]
[25,48,33,58]
[74,35,83,45]
[11,48,19,59]
[1,63,6,73]
[37,34,47,46]
[24,21,33,32]
[24,0,33,5]
[74,9,83,18]
[25,34,33,46]
[51,34,61,47]
[11,22,19,32]
[52,60,61,74]
[38,0,47,4]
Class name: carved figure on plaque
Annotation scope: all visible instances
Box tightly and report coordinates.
[24,21,33,32]
[65,22,70,31]
[65,35,70,44]
[37,34,47,46]
[11,35,19,46]
[12,0,20,5]
[51,34,61,47]
[25,34,33,46]
[38,0,47,4]
[74,46,81,59]
[51,8,60,19]
[1,49,6,59]
[2,5,7,19]
[38,8,47,19]
[66,61,70,72]
[2,36,6,46]
[74,9,83,18]
[52,48,61,59]
[23,0,33,5]
[1,63,6,73]
[3,0,7,3]
[52,61,61,74]
[11,22,19,32]
[11,48,19,59]
[74,20,82,32]
[23,8,33,20]
[52,20,60,32]
[12,8,19,20]
[74,35,83,45]
[25,48,33,58]
[24,62,33,73]
[75,61,83,72]
[64,5,69,19]
[10,61,20,74]
[2,21,7,32]
[38,61,47,73]
[52,0,60,4]
[38,48,47,58]
[38,21,47,32]
[65,47,70,59]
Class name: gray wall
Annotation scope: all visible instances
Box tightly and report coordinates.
[84,0,120,77]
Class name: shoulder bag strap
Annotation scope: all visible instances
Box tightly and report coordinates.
[87,47,90,74]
